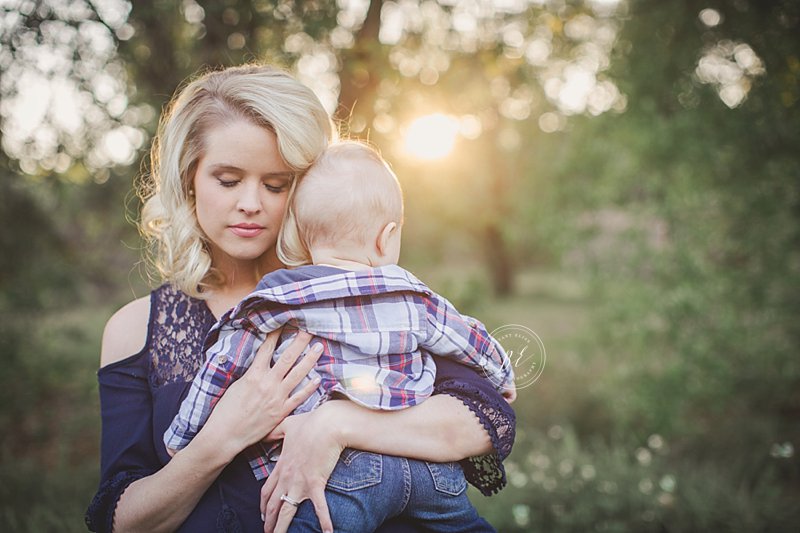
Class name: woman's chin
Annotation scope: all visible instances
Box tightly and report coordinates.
[213,243,275,267]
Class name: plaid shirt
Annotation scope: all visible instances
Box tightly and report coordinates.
[164,264,513,480]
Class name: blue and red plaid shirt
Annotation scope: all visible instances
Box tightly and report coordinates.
[164,264,513,480]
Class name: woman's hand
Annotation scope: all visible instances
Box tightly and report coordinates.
[108,331,324,533]
[200,330,325,461]
[503,383,517,403]
[260,404,345,533]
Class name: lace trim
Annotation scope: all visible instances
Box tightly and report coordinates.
[434,379,516,496]
[149,284,217,387]
[85,470,151,532]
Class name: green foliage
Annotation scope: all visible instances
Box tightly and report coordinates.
[553,0,800,437]
[473,426,800,533]
[0,177,75,311]
[0,306,106,533]
[516,3,800,528]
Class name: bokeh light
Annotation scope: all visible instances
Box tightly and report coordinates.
[402,113,460,160]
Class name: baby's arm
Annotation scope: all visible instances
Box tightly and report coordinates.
[421,293,515,397]
[164,320,264,453]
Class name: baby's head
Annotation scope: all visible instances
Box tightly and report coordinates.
[278,141,404,268]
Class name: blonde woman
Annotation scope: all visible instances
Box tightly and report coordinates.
[86,64,515,533]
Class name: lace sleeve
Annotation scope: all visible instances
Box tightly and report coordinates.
[85,470,153,532]
[432,357,516,496]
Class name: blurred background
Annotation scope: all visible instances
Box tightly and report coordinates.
[0,0,798,531]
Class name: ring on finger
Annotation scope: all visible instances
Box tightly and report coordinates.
[280,494,301,507]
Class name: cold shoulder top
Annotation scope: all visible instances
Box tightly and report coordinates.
[86,284,516,532]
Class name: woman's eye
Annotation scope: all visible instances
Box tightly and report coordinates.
[216,177,239,188]
[264,183,287,193]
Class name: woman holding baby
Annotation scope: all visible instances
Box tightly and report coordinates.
[86,64,515,533]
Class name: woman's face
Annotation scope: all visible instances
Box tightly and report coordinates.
[192,119,293,272]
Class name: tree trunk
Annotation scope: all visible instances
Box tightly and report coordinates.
[336,0,384,129]
[484,223,514,297]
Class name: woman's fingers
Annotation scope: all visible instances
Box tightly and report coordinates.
[260,469,278,518]
[269,486,331,533]
[264,413,309,443]
[308,487,333,533]
[281,340,322,385]
[270,331,313,379]
[272,497,301,533]
[286,373,322,412]
[503,384,517,403]
[262,483,286,533]
[250,329,282,374]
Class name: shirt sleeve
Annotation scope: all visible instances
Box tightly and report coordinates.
[431,356,516,496]
[85,355,159,533]
[163,319,261,451]
[422,293,514,392]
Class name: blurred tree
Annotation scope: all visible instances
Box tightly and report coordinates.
[1,0,631,296]
[545,0,800,461]
[337,0,384,122]
[334,0,627,295]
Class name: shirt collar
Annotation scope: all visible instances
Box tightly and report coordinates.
[232,264,431,317]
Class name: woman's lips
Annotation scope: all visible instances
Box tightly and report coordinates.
[229,223,265,237]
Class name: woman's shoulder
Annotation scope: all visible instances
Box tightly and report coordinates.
[100,294,153,368]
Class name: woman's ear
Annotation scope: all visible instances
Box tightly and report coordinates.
[376,222,398,257]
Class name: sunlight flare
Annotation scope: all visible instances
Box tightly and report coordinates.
[403,113,460,160]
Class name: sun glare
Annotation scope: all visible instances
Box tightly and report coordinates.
[403,113,460,160]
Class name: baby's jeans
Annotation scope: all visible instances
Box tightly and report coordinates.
[289,448,494,533]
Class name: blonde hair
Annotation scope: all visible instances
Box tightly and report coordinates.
[139,64,334,297]
[278,140,404,267]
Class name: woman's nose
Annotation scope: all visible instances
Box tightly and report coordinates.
[236,183,262,214]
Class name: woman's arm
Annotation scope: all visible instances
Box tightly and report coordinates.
[261,357,516,533]
[427,356,517,495]
[89,302,320,533]
[333,394,492,460]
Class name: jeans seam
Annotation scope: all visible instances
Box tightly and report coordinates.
[401,457,411,512]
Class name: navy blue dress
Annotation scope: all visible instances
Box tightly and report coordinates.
[86,284,516,532]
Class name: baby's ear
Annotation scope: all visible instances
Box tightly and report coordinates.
[376,222,398,256]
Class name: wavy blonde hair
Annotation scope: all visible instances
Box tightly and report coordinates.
[139,64,334,297]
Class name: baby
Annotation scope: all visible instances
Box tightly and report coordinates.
[165,141,514,532]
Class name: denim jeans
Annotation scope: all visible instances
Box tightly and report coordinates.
[289,448,495,533]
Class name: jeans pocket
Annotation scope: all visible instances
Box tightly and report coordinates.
[425,461,467,496]
[326,448,383,492]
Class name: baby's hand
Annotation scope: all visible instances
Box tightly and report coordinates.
[166,447,177,458]
[502,384,517,404]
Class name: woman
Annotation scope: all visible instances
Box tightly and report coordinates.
[86,64,515,533]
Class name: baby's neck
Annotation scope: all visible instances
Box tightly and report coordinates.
[310,249,385,271]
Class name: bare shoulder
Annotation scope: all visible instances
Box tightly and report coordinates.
[100,295,152,368]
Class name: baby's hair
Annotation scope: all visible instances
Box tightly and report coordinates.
[278,141,404,267]
[138,64,334,297]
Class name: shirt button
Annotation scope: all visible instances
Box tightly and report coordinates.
[217,354,228,365]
